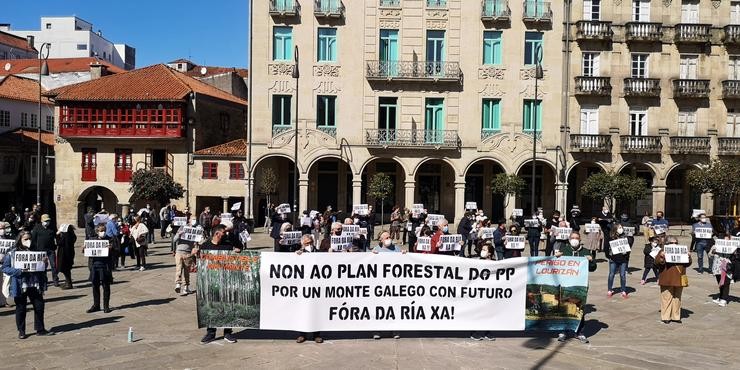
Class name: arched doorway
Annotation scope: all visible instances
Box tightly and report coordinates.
[307,157,352,215]
[252,155,296,226]
[516,160,557,216]
[465,159,506,220]
[77,186,118,227]
[414,159,456,218]
[619,163,654,218]
[567,162,604,218]
[666,165,701,223]
[361,158,406,223]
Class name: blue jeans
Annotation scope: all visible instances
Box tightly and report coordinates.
[608,260,627,292]
[46,250,58,284]
[528,237,539,257]
[695,240,710,271]
[495,249,504,261]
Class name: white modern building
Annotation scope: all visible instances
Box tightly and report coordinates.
[2,16,135,70]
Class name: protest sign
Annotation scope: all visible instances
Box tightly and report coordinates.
[182,226,205,243]
[281,231,302,245]
[13,251,46,272]
[653,224,667,235]
[694,227,713,239]
[343,224,360,235]
[524,219,539,228]
[220,213,234,223]
[506,235,525,250]
[331,235,354,251]
[58,224,70,233]
[239,230,252,245]
[480,228,496,240]
[623,227,635,237]
[554,228,572,240]
[513,209,524,217]
[691,209,706,218]
[465,202,478,210]
[609,238,631,255]
[663,244,690,264]
[0,239,15,255]
[440,234,463,252]
[585,224,601,234]
[416,237,431,252]
[714,239,739,254]
[93,214,109,226]
[411,204,424,216]
[649,246,661,259]
[83,240,110,257]
[733,236,740,242]
[426,214,445,227]
[172,217,187,227]
[352,204,369,216]
[415,227,422,237]
[310,210,319,218]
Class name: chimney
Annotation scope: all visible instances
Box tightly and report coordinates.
[27,35,35,49]
[90,62,108,80]
[0,24,10,32]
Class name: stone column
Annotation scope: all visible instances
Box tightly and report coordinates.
[299,177,309,213]
[555,182,568,213]
[652,185,666,215]
[701,193,714,216]
[352,176,363,206]
[222,196,229,214]
[454,181,466,223]
[120,203,130,219]
[245,177,255,219]
[405,180,416,208]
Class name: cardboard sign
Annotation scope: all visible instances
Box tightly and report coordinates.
[524,219,539,228]
[480,228,496,240]
[93,214,109,225]
[182,226,205,243]
[513,209,524,217]
[415,226,423,237]
[465,202,478,210]
[275,203,291,214]
[440,234,463,252]
[331,235,354,251]
[663,244,690,264]
[0,239,15,255]
[281,231,302,245]
[83,240,110,257]
[714,239,739,255]
[609,238,631,255]
[694,227,713,239]
[13,251,46,271]
[300,216,313,227]
[505,235,525,250]
[585,224,601,234]
[653,224,667,235]
[555,227,572,240]
[691,209,706,218]
[411,204,425,217]
[649,246,661,259]
[352,204,369,216]
[310,210,319,218]
[172,217,187,227]
[623,227,635,237]
[342,224,360,235]
[416,236,432,252]
[239,230,252,245]
[427,214,445,227]
[220,213,234,223]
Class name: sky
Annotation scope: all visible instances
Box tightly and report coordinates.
[2,0,249,68]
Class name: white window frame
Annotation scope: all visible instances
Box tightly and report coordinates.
[677,110,697,137]
[679,54,698,79]
[729,56,740,80]
[583,0,601,21]
[680,0,699,24]
[631,53,649,78]
[632,0,651,22]
[732,1,740,24]
[580,107,599,134]
[629,109,648,136]
[582,52,600,77]
[728,110,740,137]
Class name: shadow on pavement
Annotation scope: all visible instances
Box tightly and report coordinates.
[75,281,129,289]
[230,329,564,341]
[581,319,608,337]
[116,298,175,310]
[51,315,124,333]
[138,262,174,270]
[681,308,694,319]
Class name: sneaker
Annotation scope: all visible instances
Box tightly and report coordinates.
[640,280,646,286]
[180,286,190,296]
[175,283,181,293]
[224,333,237,343]
[577,334,589,344]
[621,292,629,299]
[470,334,482,341]
[713,298,722,305]
[200,333,216,344]
[607,291,614,298]
[296,336,306,343]
[718,300,728,307]
[314,336,324,343]
[139,266,146,271]
[484,336,496,341]
[557,333,566,342]
[372,334,381,340]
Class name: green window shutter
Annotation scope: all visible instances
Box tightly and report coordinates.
[483,31,502,65]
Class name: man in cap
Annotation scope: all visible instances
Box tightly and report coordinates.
[31,214,59,287]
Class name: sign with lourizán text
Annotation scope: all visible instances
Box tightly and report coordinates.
[663,244,690,264]
[694,227,713,239]
[83,240,110,257]
[623,227,635,237]
[513,209,524,217]
[524,219,539,228]
[714,239,739,255]
[281,231,303,245]
[172,217,187,227]
[480,228,496,240]
[331,235,354,251]
[555,227,572,240]
[585,224,601,234]
[609,238,631,255]
[465,202,478,210]
[13,251,46,272]
[182,226,204,243]
[505,235,525,250]
[352,204,369,216]
[416,236,431,252]
[427,214,445,227]
[440,234,463,252]
[0,239,15,255]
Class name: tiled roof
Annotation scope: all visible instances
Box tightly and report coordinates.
[0,75,52,104]
[0,57,125,76]
[194,139,247,157]
[184,66,249,79]
[48,64,248,106]
[0,30,36,53]
[0,128,55,147]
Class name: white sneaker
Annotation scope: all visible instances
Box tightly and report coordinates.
[180,286,190,296]
[175,283,181,293]
[139,266,146,271]
[557,333,566,342]
[577,334,589,344]
[712,298,722,305]
[718,300,728,307]
[483,336,496,341]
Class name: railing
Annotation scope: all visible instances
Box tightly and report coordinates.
[314,0,344,17]
[59,106,184,138]
[317,125,336,137]
[379,0,401,7]
[269,0,300,15]
[115,168,133,182]
[670,136,710,154]
[625,22,663,41]
[481,0,510,20]
[81,166,96,182]
[624,78,661,97]
[522,1,552,22]
[426,0,447,8]
[576,21,613,40]
[272,125,293,137]
[718,137,740,154]
[722,80,740,99]
[570,134,612,152]
[620,135,662,153]
[574,76,612,96]
[481,128,501,141]
[673,79,710,98]
[674,24,711,43]
[366,61,463,82]
[723,25,740,44]
[365,129,460,148]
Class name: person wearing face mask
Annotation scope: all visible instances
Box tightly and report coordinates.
[319,222,343,252]
[171,216,201,296]
[654,235,691,324]
[641,236,660,285]
[85,225,114,313]
[692,213,714,274]
[597,207,614,254]
[407,209,427,253]
[525,213,543,257]
[0,222,12,306]
[457,212,473,258]
[373,232,403,253]
[199,224,241,344]
[426,219,450,255]
[105,215,121,270]
[270,210,291,252]
[30,214,59,287]
[492,220,507,260]
[504,225,523,259]
[605,223,630,299]
[619,214,635,274]
[583,217,604,260]
[55,224,76,290]
[544,211,561,257]
[554,232,593,344]
[294,235,324,343]
[131,216,149,271]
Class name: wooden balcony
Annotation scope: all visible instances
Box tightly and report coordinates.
[365,129,460,149]
[674,24,711,44]
[574,76,612,96]
[673,79,710,99]
[81,166,96,182]
[269,0,300,16]
[314,0,344,18]
[59,106,184,138]
[481,0,510,21]
[722,80,740,99]
[366,61,462,82]
[723,25,740,45]
[718,137,740,155]
[114,168,133,182]
[670,136,710,154]
[570,134,612,153]
[522,1,552,23]
[620,135,662,154]
[625,22,663,42]
[624,78,661,98]
[576,21,613,41]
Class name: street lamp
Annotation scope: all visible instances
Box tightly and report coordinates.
[531,45,543,215]
[291,45,300,223]
[37,43,50,207]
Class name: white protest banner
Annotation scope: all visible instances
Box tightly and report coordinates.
[694,227,713,239]
[585,224,601,234]
[555,227,572,240]
[622,227,635,237]
[524,219,539,228]
[352,204,369,216]
[465,202,478,210]
[411,204,424,216]
[281,231,303,245]
[513,209,524,217]
[440,234,463,252]
[649,246,661,259]
[0,239,15,255]
[609,238,631,255]
[415,227,423,237]
[416,236,432,252]
[182,226,205,243]
[239,230,252,245]
[331,235,354,251]
[427,214,445,227]
[505,235,526,250]
[714,239,739,254]
[343,224,360,235]
[691,209,706,218]
[172,217,187,227]
[480,228,496,240]
[663,244,690,264]
[84,240,110,257]
[13,251,46,271]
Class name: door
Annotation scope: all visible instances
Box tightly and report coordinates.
[678,111,697,137]
[730,56,740,80]
[582,52,600,77]
[379,30,399,76]
[583,0,600,21]
[732,1,740,24]
[630,111,648,135]
[425,98,444,144]
[579,108,599,148]
[680,55,698,79]
[681,0,699,23]
[426,31,445,76]
[378,97,397,142]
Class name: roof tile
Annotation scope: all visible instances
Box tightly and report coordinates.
[0,57,124,76]
[194,139,247,157]
[0,30,36,53]
[0,75,52,104]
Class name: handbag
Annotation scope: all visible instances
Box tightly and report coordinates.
[677,266,689,287]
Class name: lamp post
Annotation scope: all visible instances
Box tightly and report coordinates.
[37,43,50,206]
[291,46,300,224]
[531,45,543,215]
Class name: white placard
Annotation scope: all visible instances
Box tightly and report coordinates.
[352,204,369,216]
[623,227,635,237]
[411,204,424,216]
[663,244,690,264]
[480,228,496,240]
[331,235,354,251]
[714,239,739,254]
[58,223,70,233]
[465,202,478,210]
[172,217,187,227]
[310,210,319,218]
[513,209,524,217]
[427,214,445,227]
[505,235,526,250]
[609,238,631,255]
[732,236,740,242]
[275,204,292,214]
[585,224,601,234]
[300,215,312,227]
[440,234,463,252]
[416,236,431,252]
[555,227,572,240]
[524,219,539,228]
[84,240,110,257]
[649,246,661,259]
[220,213,234,223]
[239,230,252,245]
[182,226,204,243]
[0,239,15,254]
[94,214,109,225]
[653,224,667,235]
[281,231,303,245]
[694,227,713,239]
[415,226,423,237]
[342,224,360,235]
[691,209,706,218]
[13,251,46,272]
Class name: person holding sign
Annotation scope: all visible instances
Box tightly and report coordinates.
[492,220,507,260]
[503,226,524,259]
[554,231,592,344]
[172,216,201,296]
[85,225,114,313]
[0,222,13,306]
[640,236,661,285]
[56,224,77,290]
[692,213,714,274]
[293,235,324,344]
[131,216,149,271]
[372,232,403,253]
[605,225,631,298]
[525,213,543,257]
[709,236,738,307]
[654,236,692,324]
[30,214,58,287]
[199,224,241,344]
[583,217,604,260]
[2,231,50,339]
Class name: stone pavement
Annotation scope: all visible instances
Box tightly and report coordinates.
[1,228,738,369]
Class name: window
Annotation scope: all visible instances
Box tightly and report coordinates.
[425,98,445,143]
[631,53,648,78]
[0,110,9,127]
[677,110,697,136]
[482,99,501,132]
[114,149,133,182]
[30,114,37,128]
[583,0,601,21]
[426,0,447,7]
[30,156,37,182]
[728,109,740,137]
[580,107,599,134]
[317,28,337,62]
[378,97,397,130]
[679,55,698,79]
[272,95,292,126]
[273,26,293,61]
[202,162,218,179]
[681,0,699,23]
[523,99,543,132]
[151,149,167,168]
[46,23,51,29]
[45,116,53,131]
[316,95,336,127]
[482,31,502,65]
[77,44,87,50]
[229,163,245,180]
[524,32,543,65]
[732,1,740,24]
[582,52,600,77]
[426,30,445,65]
[3,157,16,174]
[629,109,648,136]
[632,0,651,21]
[20,112,28,128]
[81,148,97,181]
[731,56,740,80]
[379,29,399,76]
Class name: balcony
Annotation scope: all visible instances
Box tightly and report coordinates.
[674,24,711,44]
[81,166,96,182]
[366,61,462,82]
[625,22,663,42]
[576,21,613,41]
[723,25,740,45]
[269,0,300,16]
[314,0,344,18]
[114,167,133,182]
[59,106,184,138]
[620,135,662,154]
[673,79,710,99]
[722,80,740,99]
[670,136,710,155]
[379,0,401,8]
[522,1,552,23]
[624,78,661,98]
[481,0,510,21]
[574,76,612,96]
[426,0,447,8]
[718,137,740,155]
[365,129,460,149]
[570,134,612,153]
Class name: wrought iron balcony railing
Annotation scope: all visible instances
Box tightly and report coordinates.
[722,80,740,99]
[481,128,501,141]
[365,129,460,148]
[718,137,740,154]
[620,135,662,154]
[481,0,510,21]
[379,0,400,7]
[624,78,661,98]
[272,125,293,137]
[366,61,462,82]
[673,79,710,99]
[269,0,300,16]
[576,20,613,41]
[317,125,336,137]
[723,25,740,45]
[522,1,552,22]
[314,0,344,17]
[574,76,612,96]
[670,136,710,154]
[570,134,612,152]
[674,24,711,44]
[625,22,663,42]
[426,0,447,8]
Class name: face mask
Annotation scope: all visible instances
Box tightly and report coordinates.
[617,227,624,234]
[384,239,392,247]
[43,221,50,227]
[98,232,106,238]
[480,250,489,259]
[590,220,596,224]
[442,226,449,233]
[117,222,122,226]
[569,239,580,247]
[0,229,4,236]
[651,242,658,247]
[191,220,197,226]
[22,239,31,248]
[700,218,707,223]
[304,244,313,252]
[353,218,359,224]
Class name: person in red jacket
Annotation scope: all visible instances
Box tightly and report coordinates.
[428,219,450,254]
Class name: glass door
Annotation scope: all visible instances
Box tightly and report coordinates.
[426,30,445,76]
[379,30,399,77]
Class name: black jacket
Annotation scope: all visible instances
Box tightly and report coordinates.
[31,224,56,252]
[457,217,472,236]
